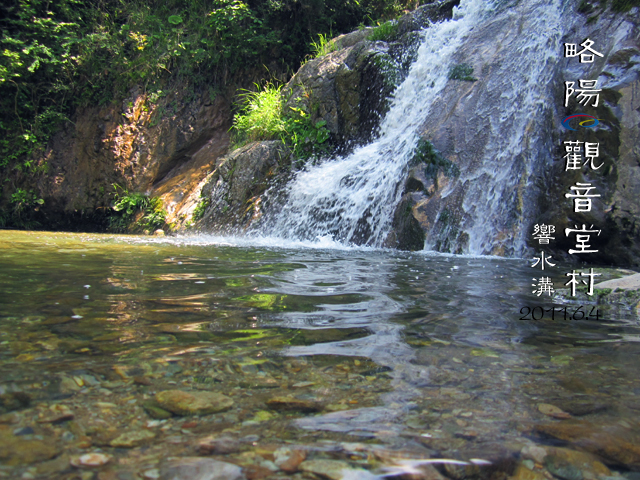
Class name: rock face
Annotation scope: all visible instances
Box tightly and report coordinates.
[394,5,640,262]
[20,85,233,229]
[187,1,461,235]
[192,141,291,232]
[281,1,460,149]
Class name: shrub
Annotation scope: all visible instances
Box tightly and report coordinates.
[233,83,286,144]
[109,184,167,232]
[367,21,399,42]
[232,85,330,160]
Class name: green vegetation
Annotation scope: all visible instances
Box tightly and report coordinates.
[0,0,422,229]
[448,63,477,82]
[368,21,399,42]
[0,188,45,229]
[410,138,460,179]
[577,0,639,22]
[310,33,337,58]
[233,84,286,143]
[610,0,640,12]
[108,185,167,233]
[192,196,211,222]
[232,84,330,160]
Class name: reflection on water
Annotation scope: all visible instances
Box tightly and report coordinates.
[0,230,639,479]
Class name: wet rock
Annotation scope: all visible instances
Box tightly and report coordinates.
[534,421,640,469]
[159,457,245,480]
[266,396,323,413]
[538,403,571,419]
[295,406,402,436]
[196,141,290,231]
[142,400,173,419]
[240,377,280,389]
[299,459,368,480]
[155,390,234,416]
[0,392,31,412]
[509,463,548,480]
[544,447,611,480]
[37,403,74,423]
[70,452,112,468]
[0,434,61,466]
[557,400,609,417]
[274,448,307,473]
[388,194,426,251]
[521,445,548,464]
[244,464,274,480]
[134,376,153,386]
[198,435,241,455]
[109,429,156,448]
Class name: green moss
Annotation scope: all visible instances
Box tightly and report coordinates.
[192,196,211,222]
[448,63,477,82]
[410,138,460,179]
[372,53,401,89]
[611,0,640,12]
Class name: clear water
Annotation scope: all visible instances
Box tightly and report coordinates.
[1,230,639,478]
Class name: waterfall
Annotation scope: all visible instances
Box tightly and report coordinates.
[253,0,568,255]
[255,0,491,247]
[421,0,567,256]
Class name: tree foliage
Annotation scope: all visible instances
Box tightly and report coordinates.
[0,0,422,227]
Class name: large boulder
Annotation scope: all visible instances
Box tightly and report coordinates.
[193,141,292,232]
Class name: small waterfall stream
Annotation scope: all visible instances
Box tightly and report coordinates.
[254,0,571,255]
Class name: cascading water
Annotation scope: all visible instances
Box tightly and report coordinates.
[253,0,571,255]
[420,0,569,256]
[254,0,491,247]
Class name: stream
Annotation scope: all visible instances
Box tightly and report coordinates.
[1,230,639,479]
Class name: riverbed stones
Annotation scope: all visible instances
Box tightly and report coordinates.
[159,457,245,480]
[265,396,322,413]
[70,452,112,468]
[299,459,369,480]
[37,403,74,423]
[544,447,611,480]
[510,462,548,480]
[198,435,241,455]
[537,403,571,419]
[0,434,61,466]
[155,390,234,416]
[110,429,156,448]
[534,421,640,469]
[274,447,307,473]
[142,400,173,419]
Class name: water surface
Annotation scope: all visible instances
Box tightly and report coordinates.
[1,230,639,478]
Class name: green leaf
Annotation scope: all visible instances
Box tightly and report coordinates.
[167,15,183,25]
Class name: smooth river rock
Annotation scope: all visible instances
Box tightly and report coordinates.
[159,457,245,480]
[155,390,234,416]
[534,421,640,470]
